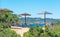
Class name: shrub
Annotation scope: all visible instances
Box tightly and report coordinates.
[23,25,59,37]
[0,28,21,37]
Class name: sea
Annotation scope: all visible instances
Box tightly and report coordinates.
[13,23,45,27]
[22,24,45,27]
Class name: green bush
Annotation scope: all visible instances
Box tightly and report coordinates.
[23,25,59,37]
[0,28,21,37]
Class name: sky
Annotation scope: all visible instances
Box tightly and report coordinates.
[0,0,60,19]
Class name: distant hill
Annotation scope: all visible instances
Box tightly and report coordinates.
[14,17,60,27]
[19,17,60,24]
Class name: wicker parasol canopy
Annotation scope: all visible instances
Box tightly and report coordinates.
[38,11,52,14]
[0,9,13,12]
[20,12,31,16]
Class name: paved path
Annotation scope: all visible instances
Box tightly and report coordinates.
[11,26,29,37]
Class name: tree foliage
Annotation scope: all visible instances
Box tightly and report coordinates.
[0,9,19,28]
[0,9,20,37]
[55,21,60,25]
[0,28,21,37]
[23,25,59,37]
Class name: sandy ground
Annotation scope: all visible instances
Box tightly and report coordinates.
[11,26,29,37]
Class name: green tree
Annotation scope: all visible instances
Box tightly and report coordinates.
[0,9,19,28]
[0,9,20,37]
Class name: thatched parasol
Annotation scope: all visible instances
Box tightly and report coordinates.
[20,12,31,25]
[0,9,13,13]
[38,11,52,25]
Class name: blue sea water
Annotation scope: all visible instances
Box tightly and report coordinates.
[22,24,45,27]
[13,23,45,27]
[30,24,45,27]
